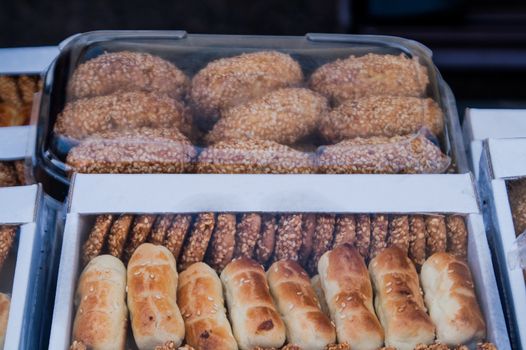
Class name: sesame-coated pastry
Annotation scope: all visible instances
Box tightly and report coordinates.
[81,214,114,265]
[325,344,351,350]
[164,214,192,260]
[298,213,316,265]
[445,215,468,260]
[319,96,443,143]
[149,214,175,245]
[69,340,87,350]
[317,133,450,174]
[369,214,389,259]
[191,51,303,123]
[196,138,316,174]
[0,76,22,108]
[274,214,303,262]
[307,214,335,274]
[425,215,447,256]
[106,214,133,259]
[0,162,18,187]
[17,75,37,105]
[206,213,237,271]
[255,214,277,265]
[0,103,24,127]
[387,215,410,254]
[66,127,197,174]
[477,343,497,350]
[355,214,371,259]
[0,225,16,271]
[67,51,189,100]
[205,87,328,145]
[153,341,179,350]
[179,213,215,269]
[234,213,262,259]
[122,214,156,262]
[507,178,526,235]
[55,92,193,140]
[414,343,450,350]
[333,214,356,247]
[409,215,427,268]
[309,53,429,105]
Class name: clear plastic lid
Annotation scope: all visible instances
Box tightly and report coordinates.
[39,32,462,184]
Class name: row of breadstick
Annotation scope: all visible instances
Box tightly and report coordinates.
[81,213,468,278]
[71,242,490,350]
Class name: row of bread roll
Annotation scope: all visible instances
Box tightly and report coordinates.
[81,213,468,277]
[0,75,40,127]
[318,244,486,350]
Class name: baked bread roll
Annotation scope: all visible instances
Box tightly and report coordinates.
[127,243,185,349]
[72,255,127,350]
[318,244,384,350]
[369,247,435,350]
[0,293,10,350]
[311,275,330,317]
[178,262,237,350]
[267,260,336,349]
[420,252,485,346]
[220,257,286,350]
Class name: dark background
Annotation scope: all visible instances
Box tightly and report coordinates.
[2,0,526,110]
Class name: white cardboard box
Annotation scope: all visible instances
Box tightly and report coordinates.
[479,138,526,349]
[49,173,510,350]
[463,108,526,178]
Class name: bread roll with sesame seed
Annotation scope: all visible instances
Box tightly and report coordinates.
[267,260,336,349]
[318,244,384,350]
[177,262,237,350]
[127,243,185,349]
[191,51,303,123]
[309,53,429,105]
[0,292,10,350]
[220,257,286,350]
[369,247,435,350]
[72,255,127,350]
[205,88,328,146]
[420,253,485,346]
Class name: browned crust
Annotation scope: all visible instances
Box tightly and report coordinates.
[298,213,317,265]
[387,215,410,254]
[0,225,16,271]
[354,214,371,259]
[425,215,447,256]
[179,213,215,269]
[0,76,22,107]
[106,214,133,259]
[14,160,25,185]
[446,215,468,260]
[274,214,303,262]
[255,214,277,265]
[0,162,18,187]
[206,213,236,271]
[308,214,335,274]
[196,138,316,174]
[122,214,156,262]
[409,215,427,268]
[317,133,450,175]
[82,214,114,265]
[233,213,262,259]
[333,214,356,247]
[68,51,189,100]
[164,214,192,260]
[149,214,175,245]
[66,127,197,174]
[369,214,389,259]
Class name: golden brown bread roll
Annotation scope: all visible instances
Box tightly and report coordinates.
[0,293,10,350]
[68,51,189,100]
[72,255,127,350]
[318,244,384,350]
[191,51,303,123]
[205,88,328,146]
[267,260,336,349]
[319,96,443,143]
[369,247,435,350]
[420,252,485,346]
[220,257,286,350]
[177,262,237,350]
[309,53,429,105]
[127,244,185,349]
